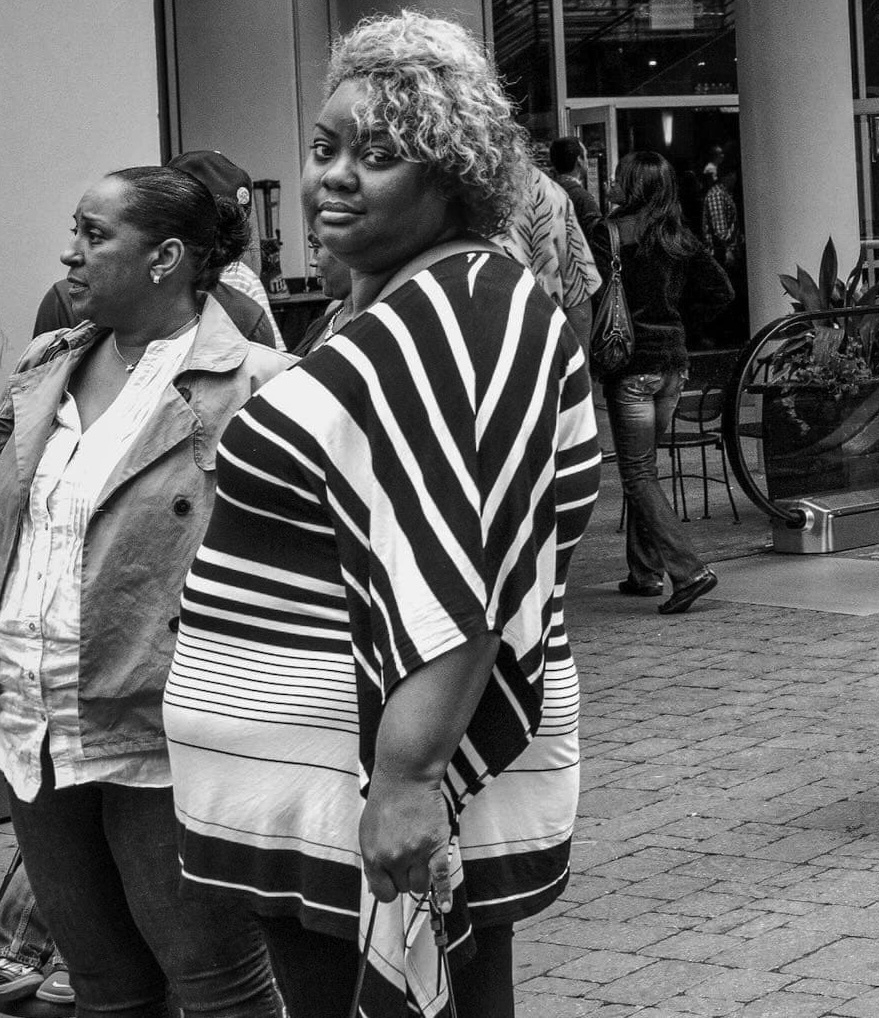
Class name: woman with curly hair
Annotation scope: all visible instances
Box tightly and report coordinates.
[163,11,600,1017]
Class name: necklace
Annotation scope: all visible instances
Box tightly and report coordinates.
[111,314,200,373]
[324,305,345,338]
[112,336,141,373]
[314,302,352,351]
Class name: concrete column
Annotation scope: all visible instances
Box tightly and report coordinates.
[736,0,860,332]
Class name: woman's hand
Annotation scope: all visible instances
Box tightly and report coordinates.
[360,774,452,909]
[359,631,500,913]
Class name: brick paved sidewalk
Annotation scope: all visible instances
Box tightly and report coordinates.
[514,569,879,1018]
[2,455,876,1017]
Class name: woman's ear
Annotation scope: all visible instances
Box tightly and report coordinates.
[149,238,185,284]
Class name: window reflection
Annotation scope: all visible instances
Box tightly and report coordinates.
[564,0,736,97]
[852,0,879,98]
[492,0,554,141]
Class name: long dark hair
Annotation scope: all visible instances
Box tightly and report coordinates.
[610,151,699,259]
[107,166,251,289]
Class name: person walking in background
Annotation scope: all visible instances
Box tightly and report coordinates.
[702,160,742,271]
[0,164,290,1016]
[163,11,599,1017]
[590,150,733,614]
[702,159,747,345]
[701,143,724,191]
[549,135,602,238]
[495,162,601,355]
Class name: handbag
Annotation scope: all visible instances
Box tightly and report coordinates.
[590,219,635,378]
[348,891,458,1018]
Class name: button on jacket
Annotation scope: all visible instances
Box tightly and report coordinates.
[0,295,292,770]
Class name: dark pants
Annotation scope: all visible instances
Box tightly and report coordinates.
[259,914,514,1018]
[8,746,279,1018]
[605,371,707,590]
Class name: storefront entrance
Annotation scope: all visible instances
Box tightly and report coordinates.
[569,95,749,352]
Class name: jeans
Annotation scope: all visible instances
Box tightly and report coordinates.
[0,855,63,970]
[8,745,280,1018]
[258,914,514,1018]
[604,370,708,590]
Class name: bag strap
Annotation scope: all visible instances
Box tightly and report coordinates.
[348,897,379,1018]
[607,219,622,270]
[348,891,458,1017]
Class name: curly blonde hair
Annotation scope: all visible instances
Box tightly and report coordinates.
[325,10,529,237]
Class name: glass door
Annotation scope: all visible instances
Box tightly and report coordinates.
[852,0,879,283]
[569,104,617,213]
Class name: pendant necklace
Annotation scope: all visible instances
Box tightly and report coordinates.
[111,314,200,373]
[312,301,353,352]
[324,303,348,340]
[112,336,141,373]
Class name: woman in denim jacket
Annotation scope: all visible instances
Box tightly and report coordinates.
[0,165,291,1018]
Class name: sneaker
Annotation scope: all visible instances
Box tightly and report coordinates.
[0,960,42,1003]
[35,969,73,1006]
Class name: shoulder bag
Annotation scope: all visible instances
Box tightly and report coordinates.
[348,892,459,1018]
[590,219,635,378]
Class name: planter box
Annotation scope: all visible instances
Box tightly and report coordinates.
[761,381,879,500]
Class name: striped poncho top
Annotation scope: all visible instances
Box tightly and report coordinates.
[163,250,599,1007]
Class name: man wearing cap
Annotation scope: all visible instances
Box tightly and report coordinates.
[166,151,284,351]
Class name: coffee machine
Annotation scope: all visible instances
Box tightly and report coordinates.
[252,179,287,297]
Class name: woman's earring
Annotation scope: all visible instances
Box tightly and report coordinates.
[151,272,161,285]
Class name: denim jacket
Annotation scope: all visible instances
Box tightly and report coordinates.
[0,295,293,758]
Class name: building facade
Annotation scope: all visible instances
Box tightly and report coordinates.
[0,0,871,378]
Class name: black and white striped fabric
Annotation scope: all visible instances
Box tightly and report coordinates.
[164,250,600,1014]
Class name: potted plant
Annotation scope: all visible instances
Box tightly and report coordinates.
[771,237,879,396]
[760,238,879,499]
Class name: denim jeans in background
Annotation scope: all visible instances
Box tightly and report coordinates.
[0,857,63,971]
[8,743,280,1018]
[604,370,708,590]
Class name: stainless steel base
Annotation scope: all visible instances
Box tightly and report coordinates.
[772,491,879,554]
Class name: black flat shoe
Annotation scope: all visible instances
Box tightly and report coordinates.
[658,569,718,615]
[618,578,664,597]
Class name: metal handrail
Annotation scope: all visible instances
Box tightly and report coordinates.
[721,306,878,526]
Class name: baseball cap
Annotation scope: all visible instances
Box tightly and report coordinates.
[166,150,252,209]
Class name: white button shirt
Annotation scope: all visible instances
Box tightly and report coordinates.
[0,325,197,802]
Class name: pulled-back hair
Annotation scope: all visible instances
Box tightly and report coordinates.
[107,166,251,289]
[326,10,529,237]
[549,137,583,175]
[610,151,700,259]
